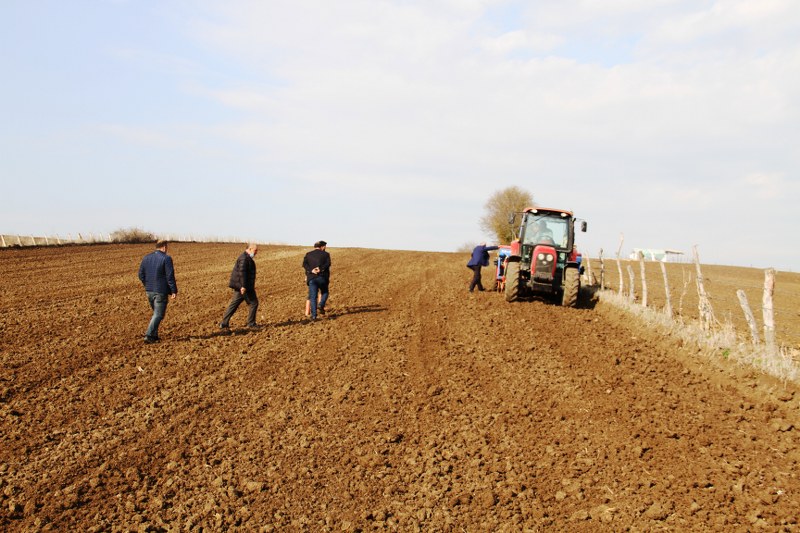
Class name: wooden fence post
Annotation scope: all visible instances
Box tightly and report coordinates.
[693,245,715,331]
[616,235,625,296]
[763,268,776,354]
[599,248,605,291]
[638,251,648,307]
[627,265,635,302]
[660,261,672,318]
[736,289,760,346]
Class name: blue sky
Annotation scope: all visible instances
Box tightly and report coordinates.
[2,0,799,270]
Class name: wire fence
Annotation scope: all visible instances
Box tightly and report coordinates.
[584,250,800,350]
[0,233,262,248]
[0,234,112,246]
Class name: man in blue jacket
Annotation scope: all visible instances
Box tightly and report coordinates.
[467,242,499,292]
[138,240,178,343]
[220,243,260,329]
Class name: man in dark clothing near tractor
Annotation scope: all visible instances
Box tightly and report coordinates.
[220,243,260,329]
[302,240,331,321]
[467,242,499,292]
[138,240,178,343]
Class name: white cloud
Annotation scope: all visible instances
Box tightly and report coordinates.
[210,89,280,113]
[303,169,477,203]
[98,124,194,150]
[110,47,201,76]
[741,173,795,200]
[642,0,800,58]
[480,30,562,55]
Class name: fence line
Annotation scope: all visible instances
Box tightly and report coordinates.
[592,256,797,318]
[583,245,799,381]
[0,233,114,247]
[587,253,791,341]
[0,233,264,248]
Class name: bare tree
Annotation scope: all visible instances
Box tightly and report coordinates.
[479,186,534,244]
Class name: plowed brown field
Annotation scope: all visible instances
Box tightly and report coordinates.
[1,243,799,531]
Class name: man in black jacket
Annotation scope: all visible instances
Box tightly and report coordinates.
[302,240,330,321]
[220,243,260,329]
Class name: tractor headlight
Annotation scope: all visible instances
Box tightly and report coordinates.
[537,253,544,261]
[547,254,554,262]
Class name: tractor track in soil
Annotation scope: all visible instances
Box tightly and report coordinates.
[1,243,799,531]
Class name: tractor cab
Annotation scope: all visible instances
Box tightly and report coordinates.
[518,211,573,261]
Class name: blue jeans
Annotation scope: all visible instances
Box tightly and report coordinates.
[145,291,168,339]
[308,277,329,318]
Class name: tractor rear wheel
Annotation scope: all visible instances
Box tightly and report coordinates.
[561,266,580,307]
[505,261,520,302]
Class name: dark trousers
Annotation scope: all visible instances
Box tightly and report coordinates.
[221,289,259,327]
[468,265,484,292]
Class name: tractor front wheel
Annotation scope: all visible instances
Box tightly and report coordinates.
[505,261,521,302]
[561,266,580,307]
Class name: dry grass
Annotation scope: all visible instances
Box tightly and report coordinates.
[456,242,477,254]
[110,227,155,244]
[598,289,800,384]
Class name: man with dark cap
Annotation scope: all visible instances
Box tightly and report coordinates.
[302,240,331,321]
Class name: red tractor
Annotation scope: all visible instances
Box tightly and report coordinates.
[504,207,587,307]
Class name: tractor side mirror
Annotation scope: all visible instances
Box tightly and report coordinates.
[508,213,516,225]
[581,221,588,232]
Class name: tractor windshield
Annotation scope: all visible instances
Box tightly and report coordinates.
[522,215,570,249]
